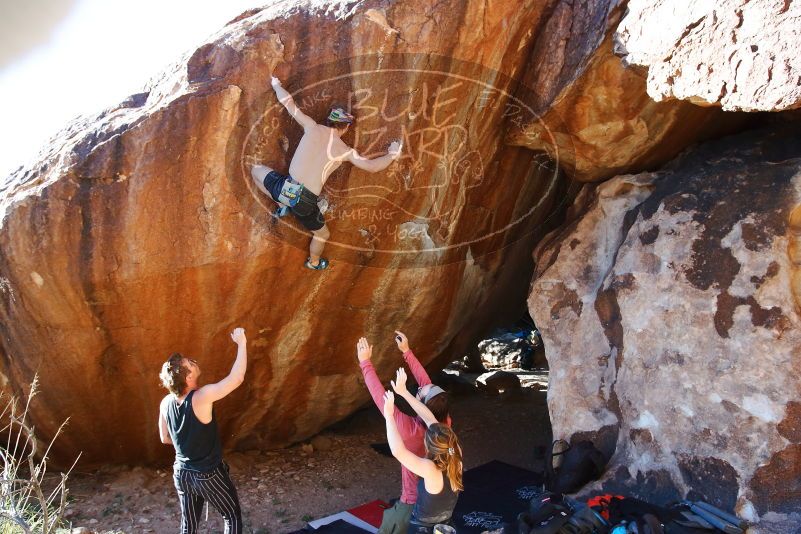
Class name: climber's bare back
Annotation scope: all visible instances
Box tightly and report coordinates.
[289,124,353,196]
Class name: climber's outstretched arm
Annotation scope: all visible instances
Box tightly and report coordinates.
[271,76,316,130]
[347,141,402,173]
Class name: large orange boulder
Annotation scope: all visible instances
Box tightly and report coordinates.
[0,0,777,470]
[0,0,576,465]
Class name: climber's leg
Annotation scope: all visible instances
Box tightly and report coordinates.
[307,224,331,268]
[290,189,330,269]
[252,165,296,205]
[250,164,273,196]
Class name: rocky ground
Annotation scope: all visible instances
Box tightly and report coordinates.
[41,363,797,534]
[62,370,550,534]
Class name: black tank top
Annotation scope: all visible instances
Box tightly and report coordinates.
[412,471,459,525]
[165,390,222,472]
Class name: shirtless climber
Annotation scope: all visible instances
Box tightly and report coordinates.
[251,75,403,270]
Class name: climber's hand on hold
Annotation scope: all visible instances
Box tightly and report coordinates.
[388,140,402,160]
[357,337,373,362]
[391,367,408,395]
[394,330,410,353]
[230,327,246,345]
[271,75,292,105]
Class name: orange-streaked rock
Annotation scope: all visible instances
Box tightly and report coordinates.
[0,0,576,465]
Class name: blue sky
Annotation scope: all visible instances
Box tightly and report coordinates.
[0,0,261,179]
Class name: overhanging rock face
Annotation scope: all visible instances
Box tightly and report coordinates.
[1,0,792,480]
[504,0,744,183]
[0,0,585,465]
[528,124,801,520]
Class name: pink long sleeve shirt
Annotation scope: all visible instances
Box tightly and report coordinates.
[360,350,432,504]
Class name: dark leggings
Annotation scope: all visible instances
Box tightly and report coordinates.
[173,462,242,534]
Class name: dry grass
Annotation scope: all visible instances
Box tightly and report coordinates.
[0,375,79,533]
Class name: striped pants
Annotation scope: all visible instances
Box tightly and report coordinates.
[173,462,243,534]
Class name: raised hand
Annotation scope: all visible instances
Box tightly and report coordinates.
[383,390,395,416]
[391,367,408,395]
[230,327,246,345]
[388,140,403,160]
[394,330,410,353]
[357,337,373,362]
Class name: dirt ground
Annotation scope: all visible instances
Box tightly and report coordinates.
[63,371,551,534]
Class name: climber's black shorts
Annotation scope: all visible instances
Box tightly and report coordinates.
[291,188,326,231]
[262,171,325,232]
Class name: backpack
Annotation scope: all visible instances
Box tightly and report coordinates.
[586,496,744,534]
[517,490,572,534]
[529,490,567,524]
[517,493,609,534]
[594,496,672,527]
[587,494,625,521]
[545,440,607,494]
[560,500,610,534]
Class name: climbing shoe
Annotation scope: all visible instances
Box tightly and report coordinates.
[305,257,329,270]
